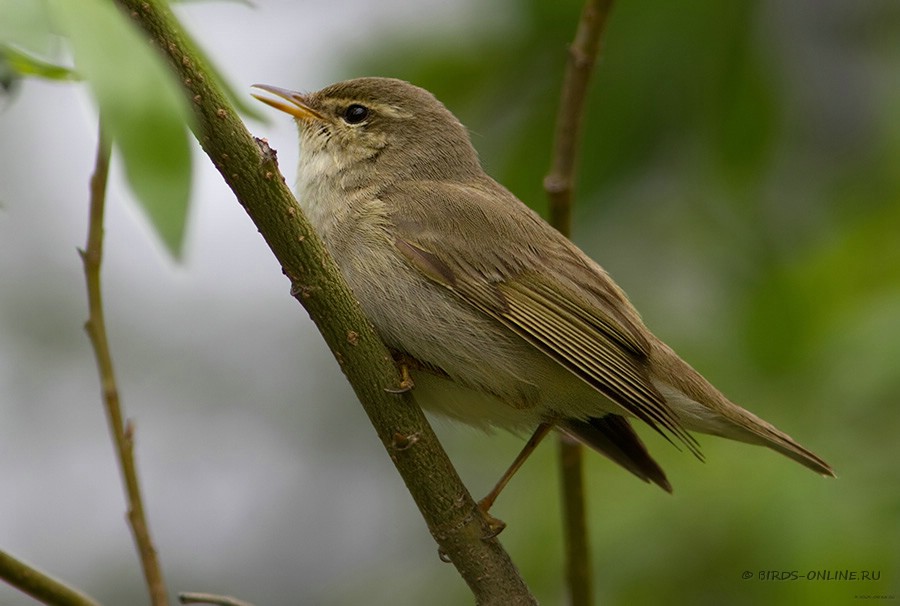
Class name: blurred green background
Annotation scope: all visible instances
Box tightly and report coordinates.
[1,0,898,604]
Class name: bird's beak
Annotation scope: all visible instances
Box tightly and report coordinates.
[251,84,325,121]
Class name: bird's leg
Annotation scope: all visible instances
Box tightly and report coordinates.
[477,421,554,538]
[399,363,414,391]
[386,352,416,393]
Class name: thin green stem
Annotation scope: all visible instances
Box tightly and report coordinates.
[179,592,255,606]
[558,435,593,606]
[0,549,101,606]
[80,120,169,605]
[546,0,616,233]
[545,1,616,605]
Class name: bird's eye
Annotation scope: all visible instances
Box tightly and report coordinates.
[342,104,369,124]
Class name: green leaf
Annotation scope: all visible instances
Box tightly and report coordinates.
[1,45,77,81]
[47,0,193,257]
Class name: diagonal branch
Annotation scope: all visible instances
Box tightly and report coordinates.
[0,549,101,606]
[112,0,535,603]
[544,1,616,605]
[80,120,169,605]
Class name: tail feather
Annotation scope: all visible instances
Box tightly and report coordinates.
[649,339,835,478]
[714,404,836,477]
[561,414,673,493]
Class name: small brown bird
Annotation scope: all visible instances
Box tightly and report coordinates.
[253,77,834,507]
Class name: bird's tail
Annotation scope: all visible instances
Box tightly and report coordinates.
[561,414,673,492]
[650,339,835,477]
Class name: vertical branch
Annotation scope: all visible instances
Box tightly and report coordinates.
[545,0,615,228]
[557,434,592,605]
[80,121,169,606]
[544,1,616,605]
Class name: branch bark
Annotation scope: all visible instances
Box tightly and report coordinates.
[112,0,535,603]
[544,1,616,605]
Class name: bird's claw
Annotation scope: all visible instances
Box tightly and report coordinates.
[385,364,415,393]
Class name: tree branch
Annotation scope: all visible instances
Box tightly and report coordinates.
[545,0,615,230]
[557,435,593,605]
[179,592,255,606]
[80,120,169,605]
[112,0,535,603]
[0,549,101,606]
[544,1,616,605]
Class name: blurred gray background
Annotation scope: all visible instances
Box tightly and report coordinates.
[1,0,898,604]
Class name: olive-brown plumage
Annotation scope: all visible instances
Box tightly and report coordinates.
[253,77,834,491]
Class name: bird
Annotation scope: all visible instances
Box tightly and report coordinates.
[252,77,834,518]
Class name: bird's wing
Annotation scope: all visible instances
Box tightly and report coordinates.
[386,179,700,456]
